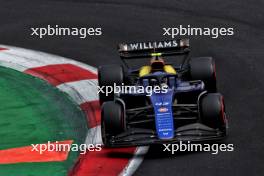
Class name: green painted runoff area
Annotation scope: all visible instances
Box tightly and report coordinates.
[0,66,87,176]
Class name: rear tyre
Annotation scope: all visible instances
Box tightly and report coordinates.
[101,101,126,145]
[189,57,217,92]
[98,65,124,104]
[200,93,226,130]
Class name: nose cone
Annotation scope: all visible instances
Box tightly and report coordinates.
[150,89,174,139]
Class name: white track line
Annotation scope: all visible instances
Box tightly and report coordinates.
[119,146,150,176]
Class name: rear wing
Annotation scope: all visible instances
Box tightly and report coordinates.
[118,39,190,58]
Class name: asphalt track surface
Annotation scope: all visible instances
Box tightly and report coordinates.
[0,0,264,175]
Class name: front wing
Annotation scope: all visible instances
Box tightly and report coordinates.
[104,123,227,147]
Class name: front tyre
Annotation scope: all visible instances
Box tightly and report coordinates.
[98,65,124,105]
[200,93,227,130]
[101,101,126,146]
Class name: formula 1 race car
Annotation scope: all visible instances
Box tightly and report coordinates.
[98,39,228,147]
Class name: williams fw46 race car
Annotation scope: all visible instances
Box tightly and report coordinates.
[98,39,228,147]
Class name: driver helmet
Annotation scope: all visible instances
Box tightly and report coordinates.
[150,57,165,71]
